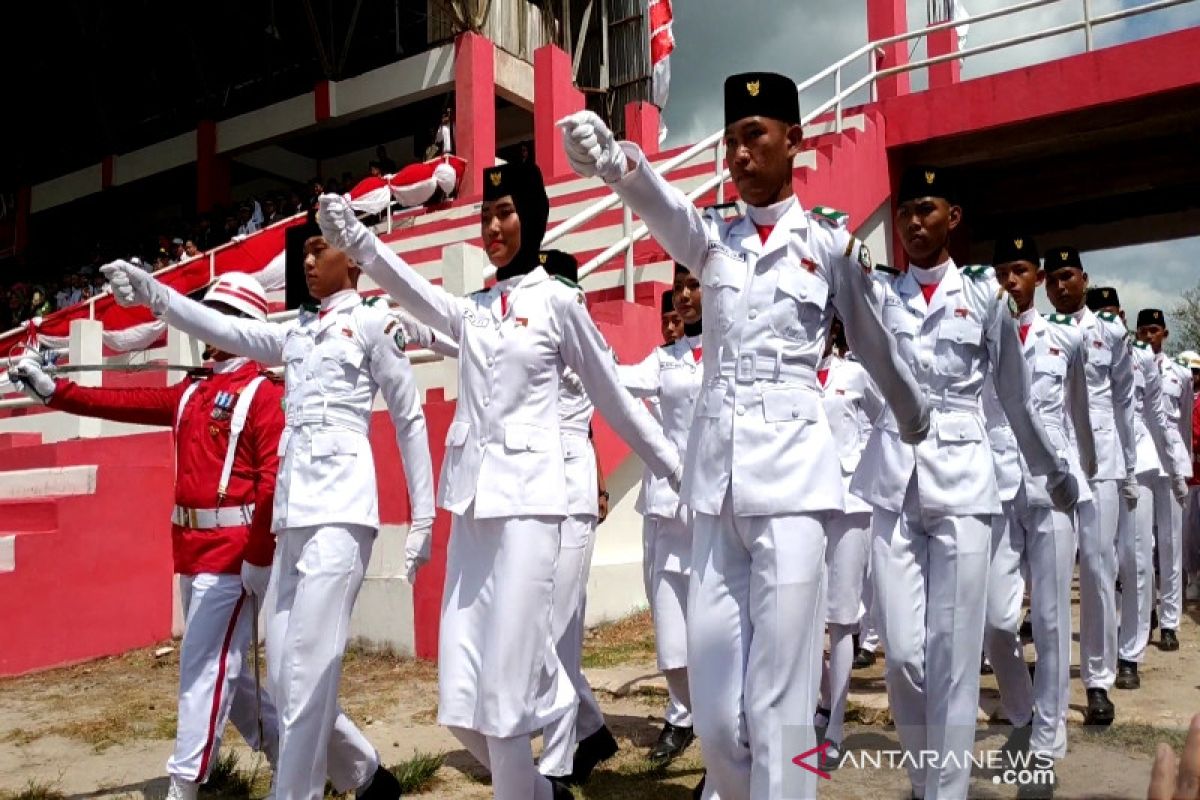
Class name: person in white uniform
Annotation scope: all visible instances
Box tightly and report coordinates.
[617,264,705,767]
[813,317,884,765]
[1042,252,1136,727]
[101,238,438,800]
[1084,291,1187,691]
[1135,308,1194,651]
[560,71,930,800]
[536,249,618,787]
[851,168,1078,800]
[982,236,1096,781]
[317,162,682,800]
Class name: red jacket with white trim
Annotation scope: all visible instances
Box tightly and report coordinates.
[48,360,284,574]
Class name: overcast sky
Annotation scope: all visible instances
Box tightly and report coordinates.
[659,0,1200,328]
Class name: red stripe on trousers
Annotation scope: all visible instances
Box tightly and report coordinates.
[195,591,247,780]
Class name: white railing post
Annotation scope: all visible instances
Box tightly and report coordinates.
[714,140,725,206]
[441,242,488,296]
[622,204,635,303]
[387,203,395,235]
[165,327,202,386]
[209,252,216,282]
[68,319,104,438]
[1083,0,1094,50]
[835,67,844,133]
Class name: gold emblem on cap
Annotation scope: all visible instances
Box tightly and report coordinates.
[1014,238,1024,249]
[1060,251,1068,261]
[924,170,935,184]
[489,172,502,187]
[746,80,761,97]
[1103,289,1111,298]
[539,253,548,264]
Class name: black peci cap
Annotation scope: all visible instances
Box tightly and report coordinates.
[661,289,675,314]
[1044,245,1083,273]
[724,72,800,127]
[1086,286,1120,311]
[897,165,959,205]
[1136,308,1166,328]
[992,235,1039,267]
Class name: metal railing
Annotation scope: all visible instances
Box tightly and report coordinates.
[543,0,1197,288]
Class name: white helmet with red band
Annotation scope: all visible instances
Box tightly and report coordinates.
[203,272,269,321]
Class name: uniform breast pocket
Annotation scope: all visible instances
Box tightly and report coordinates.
[703,255,745,332]
[883,305,919,353]
[503,422,552,453]
[445,420,470,449]
[1032,354,1066,401]
[1164,376,1184,400]
[282,334,311,381]
[769,267,828,343]
[310,431,359,459]
[315,339,365,393]
[1085,342,1111,376]
[935,415,984,446]
[934,317,982,377]
[761,386,819,425]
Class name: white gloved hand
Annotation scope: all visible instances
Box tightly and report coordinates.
[1046,470,1079,513]
[1121,475,1140,510]
[8,357,56,404]
[561,369,584,395]
[557,111,628,183]
[667,462,684,494]
[404,517,435,584]
[1172,475,1189,506]
[899,405,931,445]
[317,193,374,265]
[100,259,169,315]
[240,562,272,598]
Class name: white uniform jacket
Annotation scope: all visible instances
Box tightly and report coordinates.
[618,334,703,519]
[560,368,599,517]
[982,373,1023,504]
[1077,309,1137,482]
[1158,352,1195,479]
[354,238,680,519]
[1019,312,1097,507]
[851,263,1062,516]
[609,143,925,517]
[819,355,884,515]
[1130,340,1184,478]
[154,288,436,531]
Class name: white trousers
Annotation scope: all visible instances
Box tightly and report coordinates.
[858,550,882,654]
[1117,480,1156,663]
[825,512,872,625]
[983,488,1077,759]
[1150,476,1184,629]
[1079,479,1120,689]
[449,727,557,800]
[872,478,994,800]
[540,514,605,778]
[643,515,693,727]
[688,492,825,800]
[268,525,379,799]
[1186,487,1200,577]
[168,573,280,782]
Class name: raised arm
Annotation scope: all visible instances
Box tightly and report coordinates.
[616,350,664,399]
[395,307,459,360]
[557,291,680,482]
[319,195,465,340]
[48,377,187,427]
[100,261,288,364]
[559,111,713,276]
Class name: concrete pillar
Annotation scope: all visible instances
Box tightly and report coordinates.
[533,44,586,179]
[196,120,231,215]
[927,25,962,87]
[868,0,911,100]
[624,101,661,156]
[455,32,497,198]
[165,327,203,386]
[68,319,103,438]
[442,242,489,297]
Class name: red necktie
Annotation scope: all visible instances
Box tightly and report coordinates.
[920,282,938,303]
[500,292,508,316]
[817,369,830,387]
[754,223,775,244]
[1019,323,1031,344]
[692,346,702,362]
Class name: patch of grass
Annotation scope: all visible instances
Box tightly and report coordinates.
[1,728,38,746]
[0,779,66,800]
[390,750,445,794]
[1076,720,1190,757]
[581,610,657,669]
[200,751,257,798]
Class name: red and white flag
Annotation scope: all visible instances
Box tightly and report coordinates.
[648,0,674,144]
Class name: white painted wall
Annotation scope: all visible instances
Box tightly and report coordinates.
[218,94,316,155]
[113,132,196,186]
[30,165,103,213]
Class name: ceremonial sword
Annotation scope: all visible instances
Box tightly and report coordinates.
[42,363,209,375]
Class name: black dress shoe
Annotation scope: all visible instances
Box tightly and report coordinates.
[1150,608,1159,632]
[1085,688,1115,726]
[648,722,695,764]
[549,776,574,800]
[1115,659,1140,690]
[981,654,994,675]
[1160,628,1180,651]
[1017,763,1056,799]
[568,725,619,785]
[693,773,706,799]
[359,765,402,800]
[852,648,876,669]
[1019,609,1034,639]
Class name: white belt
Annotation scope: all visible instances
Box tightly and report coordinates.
[172,504,255,530]
[285,405,370,435]
[717,350,816,385]
[924,391,981,413]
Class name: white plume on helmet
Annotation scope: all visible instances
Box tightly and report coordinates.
[202,272,269,321]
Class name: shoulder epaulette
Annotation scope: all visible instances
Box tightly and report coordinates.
[1176,355,1191,369]
[361,296,382,307]
[961,264,992,280]
[552,274,580,290]
[1097,310,1119,323]
[186,367,212,381]
[260,369,285,384]
[1133,339,1150,350]
[1045,313,1075,326]
[810,206,848,227]
[299,302,318,314]
[875,264,899,276]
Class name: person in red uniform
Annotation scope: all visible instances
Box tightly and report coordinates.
[9,272,283,800]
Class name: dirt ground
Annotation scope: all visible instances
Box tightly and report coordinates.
[2,588,1198,800]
